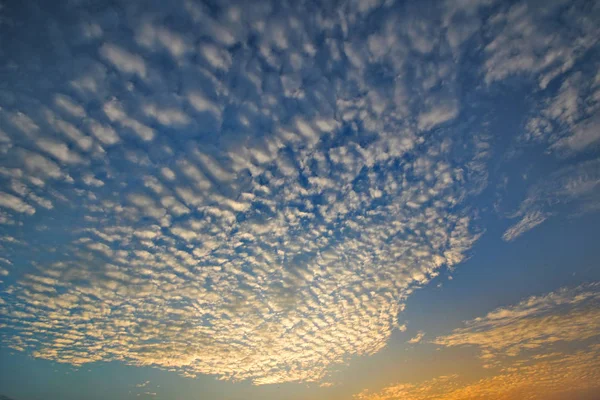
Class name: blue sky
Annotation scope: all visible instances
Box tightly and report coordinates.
[0,0,599,399]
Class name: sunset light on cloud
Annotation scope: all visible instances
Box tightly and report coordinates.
[0,0,599,399]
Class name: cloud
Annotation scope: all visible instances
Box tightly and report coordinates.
[19,150,65,180]
[0,0,485,380]
[482,0,599,89]
[36,138,84,165]
[136,22,189,60]
[525,67,600,155]
[407,331,425,344]
[100,43,147,79]
[449,0,600,156]
[187,92,221,121]
[355,349,600,400]
[357,284,600,400]
[0,192,35,215]
[88,120,120,145]
[417,101,459,132]
[502,158,600,240]
[502,210,549,241]
[1,0,595,389]
[103,99,155,141]
[143,103,190,127]
[54,94,86,118]
[199,43,232,71]
[433,283,600,362]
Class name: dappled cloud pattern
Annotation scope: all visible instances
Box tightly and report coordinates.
[0,0,486,385]
[0,0,599,388]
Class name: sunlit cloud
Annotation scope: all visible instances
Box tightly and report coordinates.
[357,284,600,400]
[407,331,426,344]
[0,0,598,391]
[434,283,600,363]
[0,0,487,385]
[356,349,600,400]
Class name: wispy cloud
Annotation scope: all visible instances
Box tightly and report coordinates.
[502,158,600,241]
[357,284,600,400]
[434,283,600,363]
[502,210,549,241]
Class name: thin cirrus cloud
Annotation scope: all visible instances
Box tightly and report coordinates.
[357,284,600,400]
[355,349,600,400]
[503,158,600,241]
[0,0,597,391]
[433,283,600,363]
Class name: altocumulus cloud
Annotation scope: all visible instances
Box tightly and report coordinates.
[0,0,598,387]
[0,0,483,384]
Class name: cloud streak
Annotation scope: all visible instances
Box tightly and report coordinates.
[434,284,600,361]
[357,283,600,400]
[356,349,600,400]
[503,158,600,240]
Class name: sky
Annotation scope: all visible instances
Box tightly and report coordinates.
[0,0,599,399]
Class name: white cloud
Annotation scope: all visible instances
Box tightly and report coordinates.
[160,167,176,181]
[104,99,155,141]
[54,94,86,118]
[8,111,40,137]
[0,0,553,388]
[100,43,147,78]
[143,103,190,126]
[0,192,35,215]
[524,67,600,154]
[553,114,600,153]
[136,22,189,59]
[187,92,221,121]
[502,210,548,241]
[36,138,84,165]
[19,150,64,180]
[417,102,459,132]
[503,158,600,241]
[82,174,104,187]
[88,120,120,145]
[69,62,108,95]
[199,43,232,71]
[482,1,598,89]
